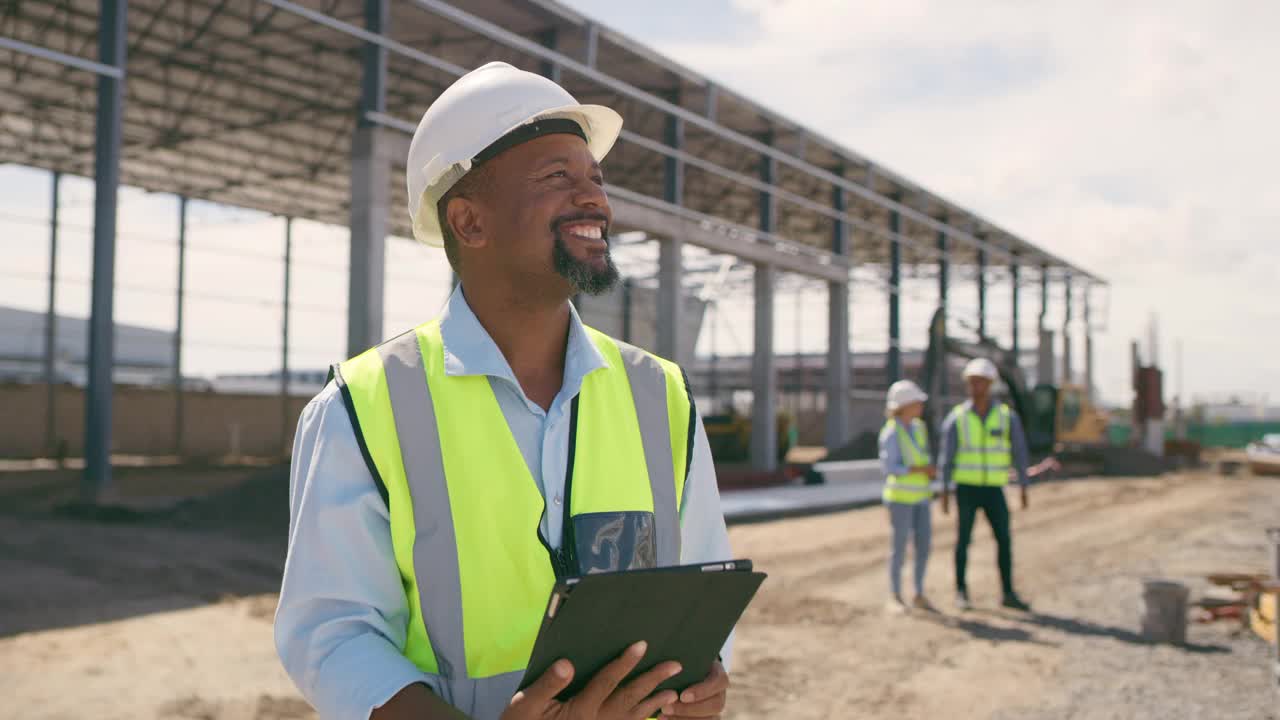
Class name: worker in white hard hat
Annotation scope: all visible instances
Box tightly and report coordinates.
[938,357,1032,611]
[878,380,937,614]
[275,62,734,720]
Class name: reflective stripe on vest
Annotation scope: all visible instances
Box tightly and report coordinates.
[951,403,1012,486]
[333,320,691,719]
[882,419,932,504]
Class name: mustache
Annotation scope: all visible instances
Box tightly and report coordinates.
[551,212,611,241]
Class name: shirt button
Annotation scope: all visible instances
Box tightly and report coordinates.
[554,495,562,506]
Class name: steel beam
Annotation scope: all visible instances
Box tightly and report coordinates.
[1011,259,1021,359]
[358,0,388,128]
[751,262,777,472]
[887,204,902,383]
[1062,272,1073,386]
[83,0,126,504]
[282,216,293,457]
[174,195,187,456]
[825,180,850,448]
[1083,284,1094,399]
[1037,264,1053,385]
[537,27,560,83]
[44,171,61,458]
[347,2,391,358]
[583,22,598,67]
[937,226,949,401]
[0,36,124,78]
[977,245,987,340]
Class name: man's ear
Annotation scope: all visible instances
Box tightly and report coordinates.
[447,196,487,249]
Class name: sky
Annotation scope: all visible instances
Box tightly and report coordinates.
[2,1,1277,408]
[558,0,1280,407]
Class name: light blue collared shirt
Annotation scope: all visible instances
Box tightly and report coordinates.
[275,287,733,720]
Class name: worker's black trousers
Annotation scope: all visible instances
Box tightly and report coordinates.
[954,484,1015,596]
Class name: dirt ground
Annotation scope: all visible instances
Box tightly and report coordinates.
[1,466,1277,719]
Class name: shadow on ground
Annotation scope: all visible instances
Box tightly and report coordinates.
[0,463,291,638]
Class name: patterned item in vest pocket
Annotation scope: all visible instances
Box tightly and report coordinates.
[573,511,658,574]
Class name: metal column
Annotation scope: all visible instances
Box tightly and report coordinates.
[44,172,60,458]
[1038,265,1054,385]
[1083,284,1094,398]
[887,204,902,383]
[1062,273,1074,385]
[347,0,389,358]
[977,245,987,340]
[825,180,851,449]
[751,142,778,472]
[583,22,598,67]
[83,0,127,503]
[174,196,187,456]
[752,263,777,471]
[281,217,293,457]
[657,92,684,362]
[936,227,949,402]
[1011,259,1021,359]
[537,28,560,83]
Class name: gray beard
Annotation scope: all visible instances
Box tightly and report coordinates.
[553,234,619,296]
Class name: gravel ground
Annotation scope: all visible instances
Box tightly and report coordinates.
[1,467,1276,719]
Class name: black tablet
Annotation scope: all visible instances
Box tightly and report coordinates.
[518,559,766,700]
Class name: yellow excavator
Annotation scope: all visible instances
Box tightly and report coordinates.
[920,308,1110,466]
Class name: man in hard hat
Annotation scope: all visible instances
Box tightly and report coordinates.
[275,62,733,720]
[879,380,936,614]
[938,357,1033,612]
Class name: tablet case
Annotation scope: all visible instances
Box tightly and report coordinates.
[519,560,766,700]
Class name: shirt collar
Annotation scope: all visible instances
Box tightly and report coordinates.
[437,285,609,388]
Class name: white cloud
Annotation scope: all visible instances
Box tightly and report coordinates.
[568,0,1280,404]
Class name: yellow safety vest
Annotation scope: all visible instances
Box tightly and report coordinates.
[882,418,932,504]
[949,402,1012,486]
[333,320,691,718]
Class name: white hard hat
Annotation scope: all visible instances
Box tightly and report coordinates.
[405,61,624,247]
[962,357,1000,381]
[886,380,929,411]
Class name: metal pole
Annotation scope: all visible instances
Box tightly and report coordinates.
[174,195,187,457]
[658,90,684,361]
[1062,273,1074,385]
[1011,259,1021,360]
[282,217,293,457]
[45,171,60,458]
[937,227,949,402]
[977,246,987,340]
[536,28,560,83]
[825,180,851,449]
[752,136,778,472]
[348,0,389,357]
[888,206,902,383]
[84,0,127,504]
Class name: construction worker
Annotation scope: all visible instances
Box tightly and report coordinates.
[274,62,733,720]
[939,358,1032,612]
[879,380,937,614]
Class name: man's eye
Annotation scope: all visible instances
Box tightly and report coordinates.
[545,170,567,179]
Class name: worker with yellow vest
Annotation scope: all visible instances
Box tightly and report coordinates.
[274,62,734,720]
[878,380,937,614]
[939,358,1032,612]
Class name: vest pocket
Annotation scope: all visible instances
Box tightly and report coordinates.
[572,511,657,574]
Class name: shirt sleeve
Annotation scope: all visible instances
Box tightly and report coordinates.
[678,410,736,669]
[1009,410,1031,486]
[879,423,911,477]
[274,383,443,720]
[938,413,959,491]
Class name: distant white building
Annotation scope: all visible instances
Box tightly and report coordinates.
[0,305,174,386]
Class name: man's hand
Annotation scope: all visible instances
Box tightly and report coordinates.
[940,487,950,515]
[503,641,680,720]
[660,661,729,719]
[924,465,938,480]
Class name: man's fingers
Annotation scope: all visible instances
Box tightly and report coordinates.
[577,641,647,710]
[677,661,729,704]
[612,660,681,712]
[630,688,679,719]
[660,691,727,718]
[512,659,573,708]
